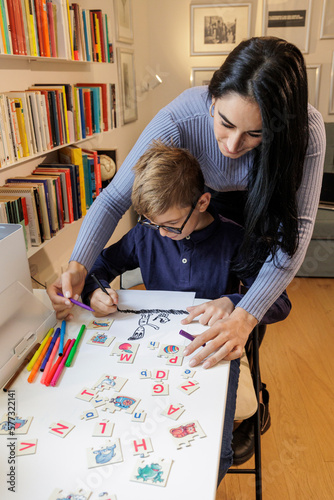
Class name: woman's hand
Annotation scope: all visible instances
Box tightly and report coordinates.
[182,307,258,369]
[181,297,235,326]
[90,288,118,317]
[46,261,88,320]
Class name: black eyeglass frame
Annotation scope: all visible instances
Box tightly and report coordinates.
[137,201,198,234]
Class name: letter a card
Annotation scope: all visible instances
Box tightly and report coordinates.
[130,457,173,487]
[86,438,123,468]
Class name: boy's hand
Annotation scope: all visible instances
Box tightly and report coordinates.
[181,297,235,327]
[47,261,87,320]
[90,288,118,317]
[182,307,258,369]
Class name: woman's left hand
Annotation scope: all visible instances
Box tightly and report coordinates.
[181,306,258,369]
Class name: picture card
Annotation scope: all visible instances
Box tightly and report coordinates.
[87,318,114,330]
[130,457,173,487]
[87,439,123,468]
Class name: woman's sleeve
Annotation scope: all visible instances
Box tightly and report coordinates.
[69,110,181,272]
[237,108,326,321]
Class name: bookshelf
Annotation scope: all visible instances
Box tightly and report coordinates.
[0,0,152,288]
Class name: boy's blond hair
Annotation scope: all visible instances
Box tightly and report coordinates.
[131,140,204,218]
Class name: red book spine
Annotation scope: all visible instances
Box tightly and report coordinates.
[46,0,57,57]
[89,10,97,62]
[6,0,19,55]
[40,0,50,57]
[83,90,92,136]
[15,0,26,55]
[34,0,45,56]
[21,196,29,226]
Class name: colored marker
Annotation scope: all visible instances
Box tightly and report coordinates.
[44,339,72,387]
[3,343,41,392]
[90,273,109,295]
[57,293,94,312]
[40,328,60,371]
[50,339,75,386]
[65,324,86,367]
[28,338,52,383]
[27,328,54,371]
[41,337,60,384]
[59,320,66,356]
[179,329,206,347]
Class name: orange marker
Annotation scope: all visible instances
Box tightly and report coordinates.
[27,338,52,383]
[44,339,71,387]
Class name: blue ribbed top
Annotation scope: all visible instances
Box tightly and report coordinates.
[71,86,326,321]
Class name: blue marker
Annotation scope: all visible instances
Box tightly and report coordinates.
[40,328,60,372]
[59,320,66,356]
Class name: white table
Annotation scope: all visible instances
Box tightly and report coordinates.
[0,290,230,500]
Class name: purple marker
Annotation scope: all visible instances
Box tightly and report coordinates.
[179,329,206,347]
[58,293,95,312]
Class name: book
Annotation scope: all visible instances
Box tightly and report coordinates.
[34,165,72,223]
[14,98,29,156]
[7,0,19,54]
[32,84,70,144]
[91,10,104,62]
[6,177,52,238]
[46,0,56,57]
[0,195,29,249]
[25,90,44,153]
[0,184,42,245]
[0,95,13,163]
[34,0,45,56]
[76,83,108,132]
[7,97,22,159]
[32,170,64,229]
[0,0,11,54]
[58,145,86,215]
[40,0,50,57]
[82,88,92,136]
[82,148,102,198]
[6,91,35,156]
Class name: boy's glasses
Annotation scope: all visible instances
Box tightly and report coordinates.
[137,202,197,235]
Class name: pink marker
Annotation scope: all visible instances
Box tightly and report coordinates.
[50,339,75,386]
[41,337,60,384]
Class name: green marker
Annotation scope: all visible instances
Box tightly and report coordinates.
[65,325,86,367]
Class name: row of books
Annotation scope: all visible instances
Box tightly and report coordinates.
[0,0,113,62]
[0,82,117,168]
[0,145,104,249]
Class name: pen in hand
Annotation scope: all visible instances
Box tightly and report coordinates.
[90,273,110,295]
[90,274,117,305]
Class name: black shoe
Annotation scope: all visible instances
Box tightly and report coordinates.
[232,384,271,465]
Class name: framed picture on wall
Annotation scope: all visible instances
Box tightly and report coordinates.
[114,0,134,43]
[320,0,334,38]
[329,52,334,114]
[262,0,312,53]
[117,47,137,124]
[190,3,251,56]
[191,67,219,87]
[306,65,321,109]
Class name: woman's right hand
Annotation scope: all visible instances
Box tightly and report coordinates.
[46,261,88,320]
[90,288,118,317]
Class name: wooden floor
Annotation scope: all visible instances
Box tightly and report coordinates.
[217,277,334,500]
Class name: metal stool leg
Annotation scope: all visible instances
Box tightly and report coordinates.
[253,326,262,499]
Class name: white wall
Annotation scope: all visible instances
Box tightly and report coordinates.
[146,0,334,122]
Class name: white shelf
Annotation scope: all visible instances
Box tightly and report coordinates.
[27,218,84,259]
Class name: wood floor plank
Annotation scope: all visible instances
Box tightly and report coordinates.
[216,278,334,499]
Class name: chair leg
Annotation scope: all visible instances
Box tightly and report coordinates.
[253,326,262,500]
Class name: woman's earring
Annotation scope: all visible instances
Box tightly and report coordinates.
[209,103,215,118]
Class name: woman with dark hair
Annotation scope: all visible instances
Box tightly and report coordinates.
[48,37,325,477]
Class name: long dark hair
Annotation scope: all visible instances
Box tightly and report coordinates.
[208,36,309,277]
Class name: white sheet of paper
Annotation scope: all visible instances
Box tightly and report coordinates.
[117,290,195,311]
